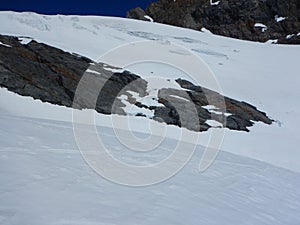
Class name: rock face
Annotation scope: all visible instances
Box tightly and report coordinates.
[127,0,300,44]
[151,79,272,132]
[126,7,149,21]
[0,34,273,132]
[0,34,146,115]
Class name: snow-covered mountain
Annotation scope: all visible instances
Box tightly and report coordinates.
[0,11,300,225]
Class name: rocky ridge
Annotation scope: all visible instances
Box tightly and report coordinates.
[127,0,300,44]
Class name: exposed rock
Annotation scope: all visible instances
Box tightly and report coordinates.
[0,34,147,115]
[126,7,149,21]
[151,78,272,132]
[127,0,300,44]
[0,34,273,133]
[277,34,300,44]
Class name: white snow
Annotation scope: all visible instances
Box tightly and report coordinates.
[169,95,190,102]
[201,27,213,34]
[127,89,163,108]
[0,11,299,173]
[254,23,267,32]
[144,15,154,23]
[202,105,218,110]
[210,0,220,6]
[265,39,278,44]
[18,36,33,44]
[0,11,300,225]
[86,68,101,75]
[206,119,223,127]
[275,15,287,22]
[1,108,300,225]
[202,105,232,116]
[122,63,186,108]
[254,23,267,28]
[0,41,11,47]
[103,65,124,73]
[118,94,154,118]
[286,34,295,39]
[140,77,183,107]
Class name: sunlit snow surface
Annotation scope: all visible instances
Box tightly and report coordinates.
[0,11,300,225]
[1,111,300,225]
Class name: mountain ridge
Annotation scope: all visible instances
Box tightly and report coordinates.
[127,0,300,44]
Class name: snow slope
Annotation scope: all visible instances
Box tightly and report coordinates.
[0,11,299,172]
[0,11,300,224]
[1,104,300,225]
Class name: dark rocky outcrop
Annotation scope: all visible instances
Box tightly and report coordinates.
[278,34,300,44]
[151,79,272,132]
[126,7,149,21]
[0,34,147,115]
[127,0,300,44]
[0,34,273,132]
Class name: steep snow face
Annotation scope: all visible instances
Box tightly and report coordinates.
[0,11,299,172]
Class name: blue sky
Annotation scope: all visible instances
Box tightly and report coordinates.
[0,0,153,17]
